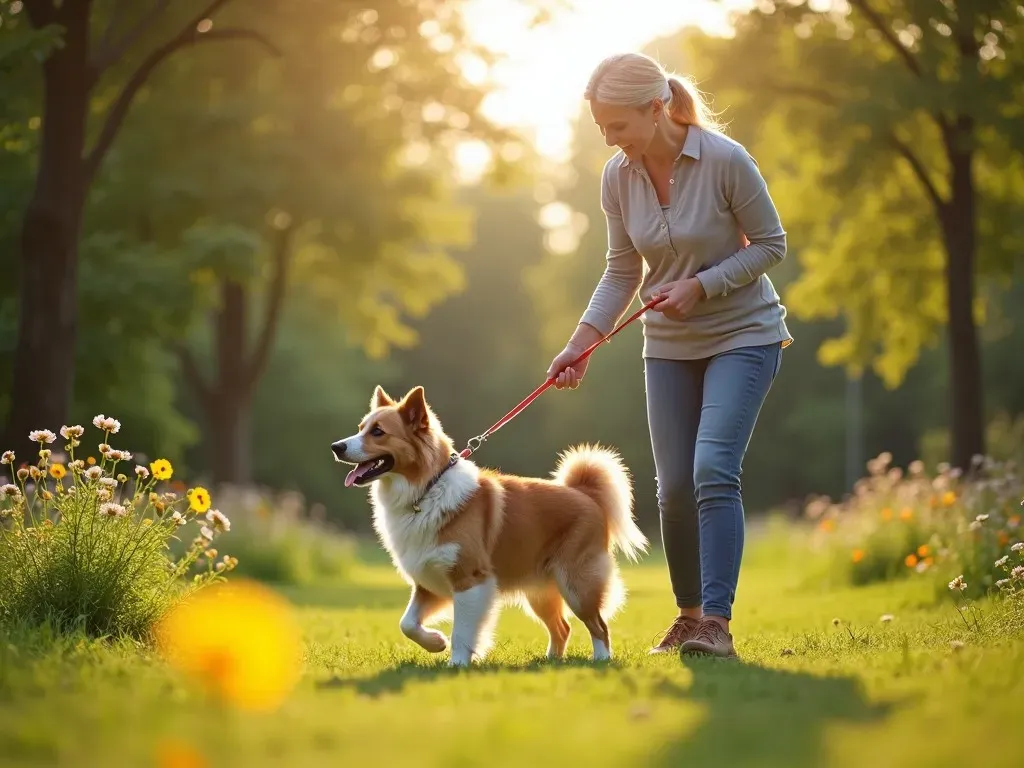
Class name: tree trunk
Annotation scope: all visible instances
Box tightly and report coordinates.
[3,2,92,454]
[206,279,253,485]
[941,117,986,471]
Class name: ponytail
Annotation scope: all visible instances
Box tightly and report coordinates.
[665,75,723,132]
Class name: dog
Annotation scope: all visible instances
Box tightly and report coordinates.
[331,384,648,667]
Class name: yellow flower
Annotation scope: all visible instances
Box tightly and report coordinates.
[49,463,66,479]
[150,459,173,481]
[851,549,865,563]
[86,456,96,466]
[905,553,918,568]
[881,507,893,521]
[188,486,211,514]
[941,490,957,507]
[155,739,207,768]
[917,544,930,557]
[155,580,301,713]
[900,507,913,521]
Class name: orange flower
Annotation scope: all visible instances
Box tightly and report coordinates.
[905,553,918,568]
[881,508,893,521]
[852,549,865,563]
[900,507,913,521]
[924,557,934,567]
[917,544,930,557]
[941,490,957,506]
[156,739,207,768]
[818,518,836,533]
[998,530,1010,547]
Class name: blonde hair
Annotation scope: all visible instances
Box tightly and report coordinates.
[584,52,723,132]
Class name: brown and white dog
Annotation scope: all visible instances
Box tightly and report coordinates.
[331,385,648,667]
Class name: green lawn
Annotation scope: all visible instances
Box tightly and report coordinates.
[2,521,1022,768]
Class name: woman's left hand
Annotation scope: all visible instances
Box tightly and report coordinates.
[651,277,707,321]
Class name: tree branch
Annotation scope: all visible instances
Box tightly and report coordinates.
[847,0,922,78]
[176,344,213,404]
[245,222,295,386]
[82,0,280,185]
[93,0,171,73]
[23,0,58,28]
[888,133,947,214]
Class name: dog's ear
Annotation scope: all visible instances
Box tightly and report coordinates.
[372,385,394,410]
[398,386,430,431]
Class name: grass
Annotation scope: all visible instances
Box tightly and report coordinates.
[1,518,1022,768]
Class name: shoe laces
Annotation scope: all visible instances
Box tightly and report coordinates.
[655,615,698,647]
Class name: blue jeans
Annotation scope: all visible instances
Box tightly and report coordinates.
[644,342,782,620]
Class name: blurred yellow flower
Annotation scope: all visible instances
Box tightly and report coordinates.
[49,463,66,479]
[917,544,930,557]
[900,507,913,521]
[881,507,893,521]
[818,518,835,533]
[86,456,96,466]
[905,553,918,568]
[188,486,211,514]
[851,549,865,563]
[150,459,173,481]
[941,491,957,507]
[156,739,207,768]
[156,580,302,713]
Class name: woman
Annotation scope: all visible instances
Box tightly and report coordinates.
[546,52,792,658]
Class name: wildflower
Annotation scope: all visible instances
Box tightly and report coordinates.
[97,489,112,502]
[84,466,102,480]
[107,449,131,462]
[99,502,127,518]
[200,526,215,541]
[916,544,930,557]
[60,425,84,440]
[2,483,21,498]
[86,456,96,466]
[998,531,1010,547]
[155,738,208,768]
[1012,543,1024,553]
[818,518,836,533]
[170,511,185,526]
[92,414,121,434]
[851,549,865,563]
[1,450,13,464]
[904,553,918,568]
[150,459,173,481]
[205,509,230,533]
[28,466,40,480]
[996,579,1011,589]
[188,487,211,514]
[117,473,127,483]
[99,443,111,456]
[38,448,51,460]
[135,466,150,479]
[976,513,990,523]
[204,549,218,559]
[41,490,53,501]
[949,575,967,592]
[29,429,56,444]
[155,580,302,713]
[969,520,982,532]
[950,640,964,652]
[69,459,84,471]
[996,555,1009,569]
[899,507,913,521]
[1008,515,1021,530]
[16,467,29,481]
[880,614,894,623]
[99,477,118,488]
[941,491,956,506]
[881,507,893,521]
[1012,566,1024,581]
[48,463,66,480]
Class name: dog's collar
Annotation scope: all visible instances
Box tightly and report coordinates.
[411,452,460,513]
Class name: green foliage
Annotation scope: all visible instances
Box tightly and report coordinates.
[0,421,236,639]
[805,451,1023,599]
[681,3,1024,386]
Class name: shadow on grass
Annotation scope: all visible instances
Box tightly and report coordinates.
[315,656,622,697]
[651,656,894,768]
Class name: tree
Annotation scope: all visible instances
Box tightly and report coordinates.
[691,0,1024,469]
[1,0,279,454]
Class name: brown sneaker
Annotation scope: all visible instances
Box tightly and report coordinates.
[648,615,701,655]
[681,618,738,658]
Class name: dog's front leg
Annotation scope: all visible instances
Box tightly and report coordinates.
[399,585,450,653]
[449,574,498,667]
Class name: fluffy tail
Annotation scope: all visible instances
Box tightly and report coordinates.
[552,444,649,563]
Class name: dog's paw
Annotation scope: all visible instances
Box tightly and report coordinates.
[420,630,449,654]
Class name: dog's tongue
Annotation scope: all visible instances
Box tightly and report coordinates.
[344,461,374,488]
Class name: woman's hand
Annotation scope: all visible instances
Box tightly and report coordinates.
[546,342,590,389]
[651,277,706,321]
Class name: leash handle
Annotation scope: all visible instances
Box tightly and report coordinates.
[458,296,666,459]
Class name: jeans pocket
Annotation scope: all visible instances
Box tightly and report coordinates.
[771,343,783,381]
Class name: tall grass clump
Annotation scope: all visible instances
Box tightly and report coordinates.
[804,452,1023,600]
[0,417,237,639]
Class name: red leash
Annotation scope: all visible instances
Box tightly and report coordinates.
[458,296,665,459]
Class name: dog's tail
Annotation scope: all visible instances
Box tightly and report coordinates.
[552,444,649,563]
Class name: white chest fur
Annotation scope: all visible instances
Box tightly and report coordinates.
[369,460,480,596]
